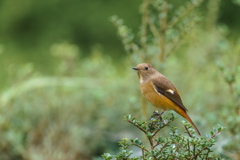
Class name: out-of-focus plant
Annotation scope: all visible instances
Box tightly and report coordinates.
[50,41,79,76]
[206,0,221,32]
[111,0,204,64]
[7,63,36,84]
[0,42,139,160]
[216,62,240,159]
[103,113,224,160]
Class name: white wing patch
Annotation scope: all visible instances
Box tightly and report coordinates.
[166,89,174,94]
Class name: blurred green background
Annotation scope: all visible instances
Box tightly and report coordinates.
[0,0,240,159]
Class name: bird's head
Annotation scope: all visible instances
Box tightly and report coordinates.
[132,63,156,81]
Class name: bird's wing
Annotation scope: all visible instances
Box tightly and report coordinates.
[152,79,188,112]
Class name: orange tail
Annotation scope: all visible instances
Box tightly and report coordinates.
[175,108,201,136]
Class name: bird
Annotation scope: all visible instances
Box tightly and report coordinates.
[133,63,201,136]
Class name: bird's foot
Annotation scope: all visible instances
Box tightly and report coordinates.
[151,111,159,120]
[153,111,160,117]
[156,111,165,121]
[151,110,164,121]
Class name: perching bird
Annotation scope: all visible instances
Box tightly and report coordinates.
[133,63,201,136]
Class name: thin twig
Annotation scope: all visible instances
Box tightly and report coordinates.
[190,129,223,160]
[132,142,149,153]
[190,144,212,160]
[199,154,204,160]
[207,130,222,142]
[193,143,196,159]
[142,148,145,159]
[158,142,169,152]
[166,13,197,58]
[148,18,160,38]
[153,142,159,148]
[205,149,210,160]
[149,137,155,151]
[156,111,165,120]
[188,139,190,154]
[175,142,185,152]
[165,35,185,58]
[149,137,157,160]
[127,120,147,134]
[152,120,172,137]
[167,0,204,28]
[171,154,180,159]
[183,124,193,138]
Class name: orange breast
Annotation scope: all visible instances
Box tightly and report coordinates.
[140,81,178,111]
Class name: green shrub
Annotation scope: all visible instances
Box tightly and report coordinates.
[103,113,224,160]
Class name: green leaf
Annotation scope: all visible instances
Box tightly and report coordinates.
[213,127,216,132]
[210,131,214,136]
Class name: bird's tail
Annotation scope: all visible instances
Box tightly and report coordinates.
[175,108,201,136]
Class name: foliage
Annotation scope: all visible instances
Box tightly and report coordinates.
[111,0,204,65]
[216,62,240,159]
[103,113,224,160]
[0,42,140,160]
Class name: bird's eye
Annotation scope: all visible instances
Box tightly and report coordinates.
[145,66,148,70]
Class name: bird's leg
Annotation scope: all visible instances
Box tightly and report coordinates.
[156,110,165,121]
[151,110,164,121]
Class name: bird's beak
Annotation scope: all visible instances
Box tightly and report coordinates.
[132,67,139,70]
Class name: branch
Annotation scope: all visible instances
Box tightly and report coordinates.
[156,111,165,120]
[142,148,145,159]
[158,142,169,152]
[190,145,212,160]
[149,137,154,151]
[183,124,193,138]
[148,18,160,39]
[205,149,210,160]
[193,142,196,159]
[171,154,180,159]
[166,13,197,58]
[190,129,223,160]
[168,0,204,28]
[153,142,160,148]
[175,142,185,152]
[207,129,222,142]
[152,119,172,137]
[127,120,147,134]
[132,142,149,153]
[148,138,157,160]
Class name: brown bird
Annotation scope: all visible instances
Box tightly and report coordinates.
[133,63,201,136]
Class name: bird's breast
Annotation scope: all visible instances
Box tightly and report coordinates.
[140,81,177,111]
